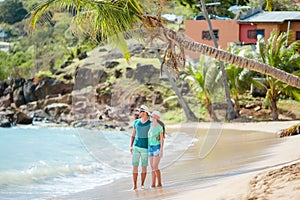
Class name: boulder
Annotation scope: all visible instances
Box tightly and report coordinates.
[104,61,119,69]
[34,78,73,100]
[15,111,33,125]
[133,63,160,83]
[13,87,26,107]
[77,51,88,60]
[126,67,134,78]
[44,103,71,120]
[151,91,163,104]
[0,110,14,123]
[0,94,12,108]
[0,81,8,97]
[75,68,108,89]
[12,78,25,90]
[128,43,145,56]
[23,79,37,103]
[114,69,122,78]
[0,119,11,128]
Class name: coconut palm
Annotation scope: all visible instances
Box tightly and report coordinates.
[186,55,223,121]
[256,30,300,120]
[226,44,256,115]
[29,0,300,90]
[198,0,236,121]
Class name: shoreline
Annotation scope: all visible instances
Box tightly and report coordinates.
[58,120,300,200]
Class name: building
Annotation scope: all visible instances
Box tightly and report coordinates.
[239,11,300,44]
[185,11,300,58]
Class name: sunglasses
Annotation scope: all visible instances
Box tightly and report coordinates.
[139,111,145,113]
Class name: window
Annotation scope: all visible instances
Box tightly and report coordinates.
[247,29,265,39]
[202,30,219,40]
[296,31,300,40]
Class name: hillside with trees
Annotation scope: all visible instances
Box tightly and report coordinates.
[0,0,300,128]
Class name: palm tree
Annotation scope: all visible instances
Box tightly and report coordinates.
[198,0,236,121]
[226,44,255,115]
[256,31,300,120]
[186,55,222,121]
[29,0,300,90]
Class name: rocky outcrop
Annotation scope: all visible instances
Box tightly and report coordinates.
[35,78,73,100]
[74,68,108,90]
[23,79,37,103]
[0,43,172,129]
[133,63,160,83]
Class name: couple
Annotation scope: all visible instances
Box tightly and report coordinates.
[129,105,165,190]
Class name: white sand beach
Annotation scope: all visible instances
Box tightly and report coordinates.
[60,120,300,200]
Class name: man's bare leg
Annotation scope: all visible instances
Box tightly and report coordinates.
[132,166,138,190]
[141,166,147,188]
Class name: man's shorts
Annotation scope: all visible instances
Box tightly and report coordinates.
[148,145,161,157]
[132,146,148,166]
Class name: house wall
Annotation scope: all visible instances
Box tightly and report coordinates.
[239,24,257,44]
[185,20,239,50]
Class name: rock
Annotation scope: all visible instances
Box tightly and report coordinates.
[63,74,73,80]
[99,48,107,52]
[151,91,163,104]
[44,103,71,120]
[96,93,111,105]
[0,94,12,108]
[23,79,37,103]
[0,110,14,123]
[133,63,160,83]
[104,61,119,69]
[34,78,73,100]
[60,60,73,69]
[75,68,108,89]
[254,106,261,111]
[128,43,145,56]
[114,69,122,78]
[12,78,25,90]
[15,111,33,125]
[32,109,50,120]
[0,81,8,97]
[0,119,11,128]
[13,87,26,107]
[105,49,124,60]
[126,67,134,78]
[77,51,88,60]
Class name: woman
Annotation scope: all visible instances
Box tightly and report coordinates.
[148,110,165,187]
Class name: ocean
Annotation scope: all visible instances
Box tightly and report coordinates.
[0,126,131,200]
[0,123,282,200]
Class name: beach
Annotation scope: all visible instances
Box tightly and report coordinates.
[60,121,300,200]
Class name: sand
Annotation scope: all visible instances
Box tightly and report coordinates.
[60,120,300,200]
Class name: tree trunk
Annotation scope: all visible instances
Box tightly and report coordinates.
[270,96,278,120]
[157,27,300,89]
[155,51,198,122]
[199,0,236,121]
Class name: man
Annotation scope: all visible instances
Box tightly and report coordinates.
[130,105,151,190]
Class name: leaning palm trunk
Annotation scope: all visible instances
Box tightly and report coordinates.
[153,26,300,89]
[155,51,198,121]
[199,0,236,121]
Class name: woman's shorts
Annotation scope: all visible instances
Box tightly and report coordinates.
[132,146,148,166]
[148,145,161,157]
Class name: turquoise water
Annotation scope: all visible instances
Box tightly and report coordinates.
[0,126,129,200]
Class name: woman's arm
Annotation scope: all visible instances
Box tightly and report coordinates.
[159,131,164,157]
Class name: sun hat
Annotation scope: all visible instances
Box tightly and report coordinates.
[137,105,150,114]
[151,110,161,119]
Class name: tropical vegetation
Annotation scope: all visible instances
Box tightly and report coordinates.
[1,0,300,122]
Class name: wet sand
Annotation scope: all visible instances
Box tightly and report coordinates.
[59,121,300,200]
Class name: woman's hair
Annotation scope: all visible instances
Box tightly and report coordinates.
[157,119,165,138]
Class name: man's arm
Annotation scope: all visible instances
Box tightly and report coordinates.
[130,128,136,154]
